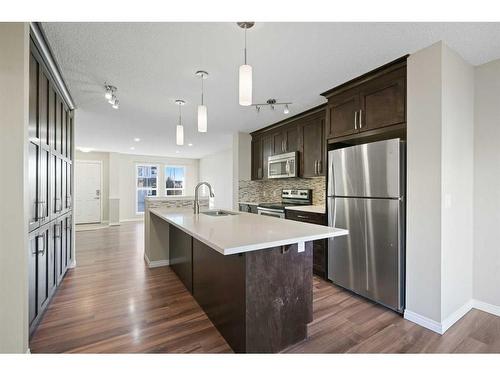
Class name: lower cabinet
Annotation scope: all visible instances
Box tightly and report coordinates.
[169,225,193,293]
[285,209,328,279]
[29,214,71,335]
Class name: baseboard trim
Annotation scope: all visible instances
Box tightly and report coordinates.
[68,259,76,269]
[109,222,120,226]
[143,253,169,268]
[441,300,474,333]
[473,299,500,317]
[405,300,475,335]
[120,217,144,223]
[404,310,443,334]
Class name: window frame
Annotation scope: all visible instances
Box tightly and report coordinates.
[135,163,159,215]
[164,165,186,197]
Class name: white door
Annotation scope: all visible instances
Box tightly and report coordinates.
[75,161,101,224]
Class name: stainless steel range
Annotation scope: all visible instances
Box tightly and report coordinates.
[257,189,312,219]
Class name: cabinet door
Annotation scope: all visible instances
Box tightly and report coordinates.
[48,222,58,295]
[65,162,72,211]
[61,160,67,214]
[55,218,64,284]
[66,215,73,266]
[28,233,38,325]
[28,142,40,232]
[251,137,263,180]
[39,148,50,224]
[38,67,49,147]
[359,67,406,132]
[271,130,286,155]
[48,85,56,151]
[262,135,273,179]
[61,106,67,157]
[51,155,63,217]
[37,226,50,312]
[55,97,62,153]
[29,54,38,142]
[67,112,73,160]
[300,116,325,178]
[284,125,298,153]
[169,225,193,293]
[326,89,359,139]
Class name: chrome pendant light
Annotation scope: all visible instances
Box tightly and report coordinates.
[175,99,185,146]
[195,70,208,133]
[237,22,254,106]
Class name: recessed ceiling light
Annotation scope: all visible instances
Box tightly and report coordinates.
[130,147,135,150]
[188,143,193,147]
[78,147,92,153]
[134,138,140,142]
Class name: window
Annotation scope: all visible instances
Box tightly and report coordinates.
[165,166,185,196]
[136,164,158,213]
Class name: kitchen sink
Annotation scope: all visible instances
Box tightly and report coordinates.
[201,210,238,217]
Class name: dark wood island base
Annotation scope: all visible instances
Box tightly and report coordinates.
[169,225,313,353]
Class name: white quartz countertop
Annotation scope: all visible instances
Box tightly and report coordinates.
[150,208,347,256]
[284,205,326,214]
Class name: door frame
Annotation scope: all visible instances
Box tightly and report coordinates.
[75,159,103,224]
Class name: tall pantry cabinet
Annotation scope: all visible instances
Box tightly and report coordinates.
[28,35,74,335]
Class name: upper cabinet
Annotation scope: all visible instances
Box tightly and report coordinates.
[250,106,326,180]
[323,56,407,141]
[299,112,325,177]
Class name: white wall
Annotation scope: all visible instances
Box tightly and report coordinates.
[75,151,199,222]
[116,153,199,221]
[199,148,234,209]
[0,22,29,353]
[406,42,443,323]
[440,46,474,321]
[406,41,475,331]
[473,58,500,311]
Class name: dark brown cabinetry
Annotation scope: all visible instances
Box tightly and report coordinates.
[323,56,407,142]
[169,225,193,293]
[239,203,258,214]
[299,113,325,177]
[250,105,326,180]
[28,38,74,336]
[285,209,328,279]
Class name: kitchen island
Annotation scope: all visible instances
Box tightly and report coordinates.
[147,208,347,353]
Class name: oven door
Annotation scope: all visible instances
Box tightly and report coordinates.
[257,208,285,219]
[268,152,297,179]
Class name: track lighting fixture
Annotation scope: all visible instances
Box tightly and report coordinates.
[237,22,254,106]
[104,83,120,109]
[251,99,292,114]
[175,99,185,146]
[195,70,208,133]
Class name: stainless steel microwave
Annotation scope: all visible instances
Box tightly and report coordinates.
[268,152,298,179]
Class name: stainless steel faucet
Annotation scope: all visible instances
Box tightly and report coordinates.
[194,182,215,214]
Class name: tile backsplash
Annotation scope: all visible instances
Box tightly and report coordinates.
[239,177,326,206]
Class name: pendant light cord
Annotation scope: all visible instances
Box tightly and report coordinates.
[244,27,247,65]
[201,74,204,105]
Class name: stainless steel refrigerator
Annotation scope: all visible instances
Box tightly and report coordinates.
[327,138,405,312]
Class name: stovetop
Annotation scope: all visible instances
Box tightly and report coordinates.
[257,189,313,211]
[258,201,311,210]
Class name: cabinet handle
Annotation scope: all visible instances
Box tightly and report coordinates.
[354,111,358,130]
[297,215,310,219]
[359,109,363,129]
[37,233,46,255]
[318,160,322,174]
[315,160,318,175]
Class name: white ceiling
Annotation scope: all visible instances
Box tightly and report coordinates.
[42,22,500,159]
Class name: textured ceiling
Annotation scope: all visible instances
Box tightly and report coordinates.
[42,22,500,158]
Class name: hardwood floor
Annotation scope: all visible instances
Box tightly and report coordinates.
[30,222,500,353]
